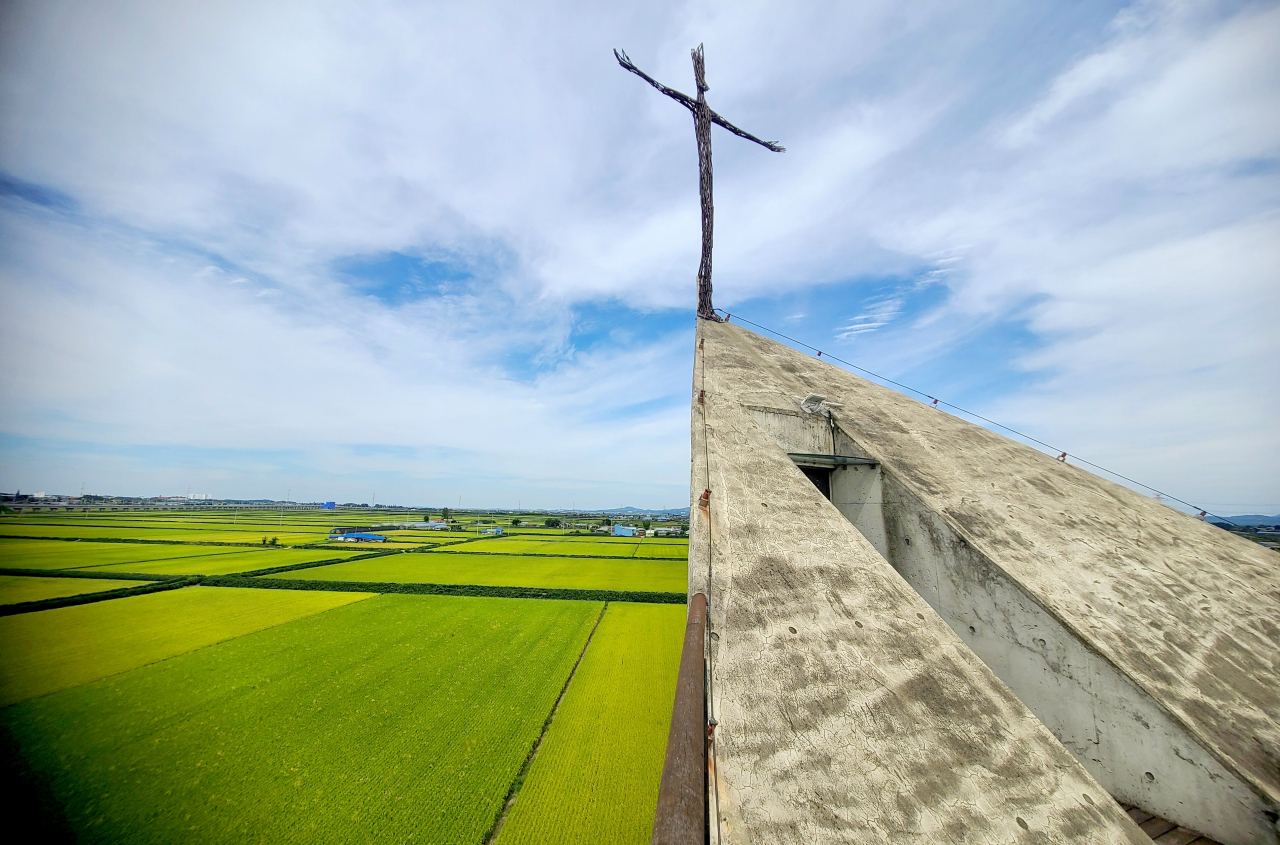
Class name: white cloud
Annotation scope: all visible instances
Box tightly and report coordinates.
[0,0,1276,511]
[0,206,693,506]
[837,293,906,338]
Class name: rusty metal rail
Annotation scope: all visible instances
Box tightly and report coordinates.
[652,591,708,845]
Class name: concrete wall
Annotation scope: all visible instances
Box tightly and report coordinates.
[698,321,1280,844]
[745,405,890,558]
[746,403,1274,844]
[702,388,1149,843]
[875,469,1273,845]
[831,462,890,561]
[744,404,831,455]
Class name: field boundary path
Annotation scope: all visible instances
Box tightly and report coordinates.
[0,567,173,582]
[0,567,683,610]
[293,535,483,552]
[234,550,398,577]
[423,549,669,561]
[483,601,610,845]
[0,576,196,616]
[204,575,686,605]
[0,534,308,548]
[0,539,689,609]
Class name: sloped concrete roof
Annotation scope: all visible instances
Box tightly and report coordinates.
[691,321,1154,843]
[692,319,1278,843]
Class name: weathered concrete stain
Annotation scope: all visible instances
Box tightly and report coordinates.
[878,471,1270,843]
[690,321,1152,844]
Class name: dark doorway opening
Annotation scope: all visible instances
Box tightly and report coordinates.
[799,466,832,500]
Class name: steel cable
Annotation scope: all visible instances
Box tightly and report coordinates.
[714,309,1239,526]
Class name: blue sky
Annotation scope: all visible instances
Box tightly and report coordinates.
[0,0,1277,513]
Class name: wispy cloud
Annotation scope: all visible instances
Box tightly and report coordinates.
[837,293,906,338]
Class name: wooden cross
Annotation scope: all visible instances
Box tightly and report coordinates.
[616,44,784,321]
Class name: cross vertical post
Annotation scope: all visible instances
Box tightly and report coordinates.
[615,44,784,321]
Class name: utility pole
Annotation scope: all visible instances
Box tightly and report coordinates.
[615,44,784,319]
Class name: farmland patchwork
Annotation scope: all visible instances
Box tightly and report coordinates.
[0,509,689,840]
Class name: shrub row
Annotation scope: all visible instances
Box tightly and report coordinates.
[201,576,687,605]
[0,567,687,612]
[0,576,197,617]
[235,550,401,578]
[290,536,481,552]
[423,549,652,561]
[0,534,274,548]
[0,567,173,582]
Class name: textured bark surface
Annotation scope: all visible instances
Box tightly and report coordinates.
[692,46,716,321]
[615,45,783,321]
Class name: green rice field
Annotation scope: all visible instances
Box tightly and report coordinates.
[449,538,688,558]
[0,538,266,571]
[0,538,370,575]
[269,551,687,593]
[0,508,689,841]
[494,602,684,844]
[0,523,331,545]
[84,548,373,576]
[4,595,601,844]
[0,575,147,606]
[316,536,464,550]
[0,586,369,706]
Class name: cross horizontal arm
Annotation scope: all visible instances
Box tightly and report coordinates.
[614,49,696,112]
[709,110,785,153]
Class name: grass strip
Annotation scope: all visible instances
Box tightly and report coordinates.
[0,567,173,581]
[0,535,272,548]
[0,577,196,617]
[0,540,269,573]
[233,549,399,577]
[483,602,609,844]
[321,535,491,550]
[202,575,686,604]
[269,552,687,593]
[0,521,285,532]
[422,549,665,561]
[0,576,150,607]
[0,567,677,604]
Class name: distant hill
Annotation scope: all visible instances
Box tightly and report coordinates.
[531,506,689,517]
[1213,514,1280,526]
[599,506,690,517]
